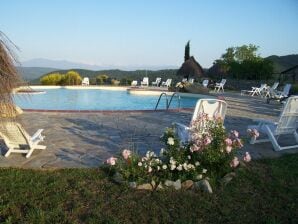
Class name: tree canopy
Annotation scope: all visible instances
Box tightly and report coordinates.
[214,44,273,80]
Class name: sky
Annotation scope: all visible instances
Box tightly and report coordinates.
[1,0,298,68]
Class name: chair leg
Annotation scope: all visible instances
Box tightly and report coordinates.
[294,131,298,143]
[265,125,281,151]
[4,148,12,157]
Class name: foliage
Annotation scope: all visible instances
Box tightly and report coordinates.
[215,44,274,80]
[111,79,120,86]
[184,40,190,61]
[40,71,82,85]
[106,113,251,188]
[61,71,82,85]
[96,74,109,85]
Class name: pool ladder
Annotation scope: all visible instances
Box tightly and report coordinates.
[154,92,181,110]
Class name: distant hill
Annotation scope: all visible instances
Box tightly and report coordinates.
[35,68,179,85]
[22,58,178,71]
[17,67,58,82]
[266,54,298,73]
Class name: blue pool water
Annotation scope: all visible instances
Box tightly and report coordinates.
[13,88,203,110]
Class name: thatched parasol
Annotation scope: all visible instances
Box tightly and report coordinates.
[0,31,22,118]
[177,56,204,80]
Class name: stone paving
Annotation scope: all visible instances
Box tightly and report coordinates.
[0,92,297,168]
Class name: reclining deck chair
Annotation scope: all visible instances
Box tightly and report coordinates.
[173,99,228,143]
[152,77,161,86]
[267,84,291,104]
[264,82,279,97]
[214,79,226,92]
[161,79,172,87]
[248,96,298,151]
[0,122,46,158]
[241,84,268,96]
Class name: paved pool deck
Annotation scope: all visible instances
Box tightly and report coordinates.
[0,92,297,168]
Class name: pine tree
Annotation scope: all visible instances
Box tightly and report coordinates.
[184,40,190,61]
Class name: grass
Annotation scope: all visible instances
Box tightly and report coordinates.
[0,154,297,224]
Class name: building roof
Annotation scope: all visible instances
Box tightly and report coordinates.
[281,65,298,74]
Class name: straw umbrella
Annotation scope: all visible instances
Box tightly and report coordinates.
[0,31,22,118]
[177,56,204,80]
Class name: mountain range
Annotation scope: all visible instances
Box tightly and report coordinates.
[18,54,298,82]
[21,58,178,71]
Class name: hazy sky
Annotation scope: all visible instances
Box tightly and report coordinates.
[1,0,298,68]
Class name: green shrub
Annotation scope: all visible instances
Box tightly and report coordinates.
[60,71,82,85]
[40,73,62,85]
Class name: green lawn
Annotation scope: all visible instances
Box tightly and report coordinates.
[0,154,297,224]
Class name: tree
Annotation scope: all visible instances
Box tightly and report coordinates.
[40,73,62,85]
[184,40,190,62]
[215,44,273,80]
[0,31,22,118]
[61,71,82,85]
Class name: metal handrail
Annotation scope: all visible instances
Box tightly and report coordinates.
[155,92,168,110]
[167,92,180,110]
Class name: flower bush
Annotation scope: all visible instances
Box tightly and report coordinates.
[105,112,252,190]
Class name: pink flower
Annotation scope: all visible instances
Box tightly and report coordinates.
[234,138,243,148]
[106,157,117,166]
[122,149,132,160]
[243,152,251,162]
[230,157,239,168]
[226,145,232,153]
[231,130,239,138]
[204,137,212,145]
[247,128,259,138]
[225,138,233,146]
[190,144,201,152]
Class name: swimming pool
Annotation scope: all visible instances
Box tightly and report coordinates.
[13,88,207,111]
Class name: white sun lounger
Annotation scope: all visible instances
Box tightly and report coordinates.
[0,122,46,158]
[214,79,226,92]
[152,77,161,86]
[241,83,267,96]
[161,79,172,87]
[131,80,138,86]
[264,82,279,97]
[173,99,228,143]
[267,84,292,103]
[248,96,298,151]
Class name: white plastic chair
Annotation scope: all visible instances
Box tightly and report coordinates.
[131,80,138,86]
[214,79,226,92]
[202,80,209,88]
[152,77,161,86]
[248,96,298,151]
[82,77,89,86]
[188,78,194,84]
[161,79,172,87]
[250,84,268,96]
[0,122,46,158]
[173,99,228,143]
[141,77,149,87]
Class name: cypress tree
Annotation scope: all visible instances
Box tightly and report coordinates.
[184,40,190,61]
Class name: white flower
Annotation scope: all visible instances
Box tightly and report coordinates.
[155,159,160,163]
[176,164,183,171]
[187,155,191,160]
[170,164,176,170]
[196,174,203,180]
[202,168,207,174]
[157,166,160,171]
[150,151,155,157]
[167,137,175,145]
[159,148,165,156]
[162,164,167,169]
[148,166,152,173]
[187,164,195,169]
[195,161,200,166]
[138,162,142,167]
[183,163,188,170]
